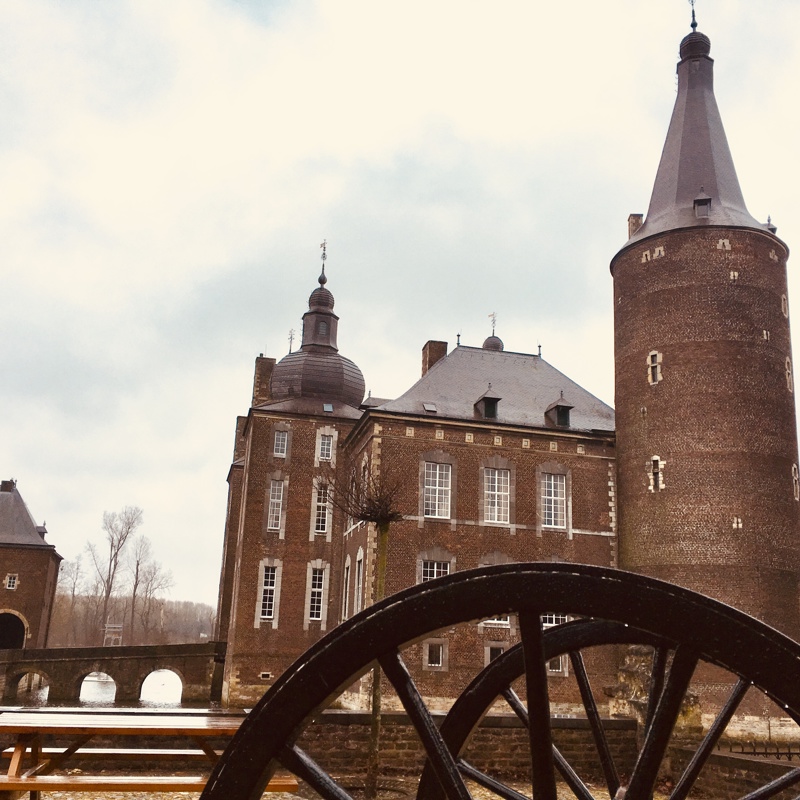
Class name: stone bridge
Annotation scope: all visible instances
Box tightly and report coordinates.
[0,641,226,703]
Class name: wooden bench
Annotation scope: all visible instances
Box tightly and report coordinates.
[2,746,225,762]
[0,773,298,792]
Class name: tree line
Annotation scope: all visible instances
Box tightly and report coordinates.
[49,506,215,647]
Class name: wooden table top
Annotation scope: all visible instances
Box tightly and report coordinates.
[0,711,246,736]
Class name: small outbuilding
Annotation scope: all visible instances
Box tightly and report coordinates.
[0,480,62,648]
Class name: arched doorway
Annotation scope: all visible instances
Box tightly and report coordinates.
[0,613,25,649]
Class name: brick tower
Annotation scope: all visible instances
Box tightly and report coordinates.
[611,26,800,636]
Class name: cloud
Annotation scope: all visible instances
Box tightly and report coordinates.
[1,0,799,607]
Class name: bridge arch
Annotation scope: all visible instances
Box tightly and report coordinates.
[3,665,50,700]
[78,671,117,703]
[0,610,28,649]
[139,667,184,704]
[135,664,186,702]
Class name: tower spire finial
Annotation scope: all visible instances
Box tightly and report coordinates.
[319,239,328,285]
[489,311,497,336]
[690,0,697,32]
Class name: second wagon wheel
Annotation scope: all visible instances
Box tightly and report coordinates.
[201,563,800,800]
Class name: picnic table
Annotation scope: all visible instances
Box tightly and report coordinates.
[0,708,297,796]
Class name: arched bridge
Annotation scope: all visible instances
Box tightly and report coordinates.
[0,641,226,703]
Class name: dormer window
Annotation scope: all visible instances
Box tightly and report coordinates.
[545,393,573,428]
[474,385,501,420]
[423,403,437,414]
[694,189,711,218]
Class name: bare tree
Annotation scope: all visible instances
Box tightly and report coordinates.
[137,560,174,641]
[53,557,85,645]
[127,535,153,646]
[87,506,143,643]
[327,455,404,799]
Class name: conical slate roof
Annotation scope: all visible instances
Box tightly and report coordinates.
[0,481,56,549]
[628,29,768,243]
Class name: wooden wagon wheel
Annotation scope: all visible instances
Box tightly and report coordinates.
[201,563,800,800]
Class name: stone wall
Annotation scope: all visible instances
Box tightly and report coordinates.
[297,711,638,781]
[669,747,799,800]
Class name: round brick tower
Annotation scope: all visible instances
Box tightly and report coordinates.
[611,27,800,637]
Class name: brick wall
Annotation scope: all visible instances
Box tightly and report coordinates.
[297,711,638,781]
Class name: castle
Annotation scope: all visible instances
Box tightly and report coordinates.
[214,23,800,707]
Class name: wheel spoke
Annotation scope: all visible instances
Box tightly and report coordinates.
[519,611,557,800]
[280,745,354,800]
[670,678,749,800]
[626,645,699,799]
[501,686,529,724]
[502,683,593,800]
[739,767,800,800]
[457,759,532,800]
[379,650,471,800]
[552,747,596,800]
[570,649,620,798]
[644,646,668,737]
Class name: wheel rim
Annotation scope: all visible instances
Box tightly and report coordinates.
[202,563,800,800]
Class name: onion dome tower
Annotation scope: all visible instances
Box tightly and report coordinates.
[611,22,800,636]
[269,268,365,408]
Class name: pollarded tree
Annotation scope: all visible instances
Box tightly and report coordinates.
[326,455,404,800]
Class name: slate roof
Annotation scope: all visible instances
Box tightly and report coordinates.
[0,484,55,549]
[374,346,615,433]
[628,30,768,244]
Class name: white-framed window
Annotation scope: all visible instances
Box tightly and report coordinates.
[648,456,665,492]
[424,462,451,518]
[314,484,330,534]
[354,550,364,615]
[319,434,333,461]
[485,644,505,666]
[309,568,324,620]
[254,559,282,629]
[423,638,448,671]
[542,473,566,528]
[484,468,510,523]
[342,558,351,620]
[5,574,17,591]
[427,643,443,667]
[484,614,510,627]
[304,560,331,629]
[421,560,450,582]
[274,430,288,457]
[260,567,277,620]
[267,480,283,530]
[647,350,663,385]
[543,613,569,674]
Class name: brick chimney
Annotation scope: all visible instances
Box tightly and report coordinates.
[252,356,276,406]
[422,341,447,376]
[0,480,16,493]
[628,213,644,238]
[233,416,248,461]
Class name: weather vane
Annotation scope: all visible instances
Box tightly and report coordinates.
[288,328,296,353]
[689,0,697,31]
[488,312,497,335]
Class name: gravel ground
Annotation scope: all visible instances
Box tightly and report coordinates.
[33,776,652,799]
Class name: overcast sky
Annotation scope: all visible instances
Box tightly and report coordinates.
[2,1,799,610]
